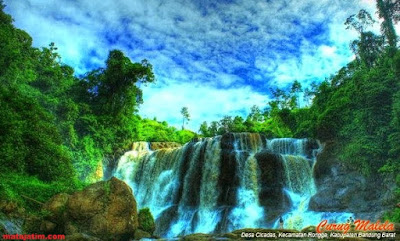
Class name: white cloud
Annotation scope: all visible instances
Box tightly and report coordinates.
[320,45,336,57]
[3,0,387,131]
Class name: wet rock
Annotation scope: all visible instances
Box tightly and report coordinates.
[218,133,239,207]
[214,133,240,233]
[154,205,178,236]
[255,151,290,222]
[305,139,320,159]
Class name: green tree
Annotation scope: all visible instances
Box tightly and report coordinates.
[345,9,384,67]
[231,116,247,132]
[345,9,375,34]
[87,50,155,117]
[180,107,190,130]
[248,105,263,122]
[376,0,397,48]
[208,121,219,136]
[81,50,155,158]
[219,116,233,134]
[199,121,210,136]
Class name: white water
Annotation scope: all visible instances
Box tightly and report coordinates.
[279,189,352,230]
[229,134,265,230]
[113,133,352,236]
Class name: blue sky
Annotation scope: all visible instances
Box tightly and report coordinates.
[4,0,379,131]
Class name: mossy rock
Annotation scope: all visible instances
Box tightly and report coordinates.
[181,233,215,241]
[222,232,238,240]
[138,207,155,234]
[133,229,152,240]
[35,177,138,240]
[42,193,69,223]
[23,215,42,233]
[0,201,18,214]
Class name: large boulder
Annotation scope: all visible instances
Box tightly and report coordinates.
[40,177,138,241]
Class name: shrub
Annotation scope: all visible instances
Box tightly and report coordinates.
[138,207,155,234]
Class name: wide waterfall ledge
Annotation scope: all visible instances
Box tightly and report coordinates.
[111,133,352,237]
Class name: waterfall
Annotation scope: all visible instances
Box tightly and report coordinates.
[228,133,265,230]
[113,133,351,237]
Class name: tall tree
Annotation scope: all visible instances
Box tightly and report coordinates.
[289,80,302,109]
[86,50,154,118]
[345,9,383,67]
[181,107,190,130]
[81,50,155,164]
[345,9,375,34]
[376,0,397,48]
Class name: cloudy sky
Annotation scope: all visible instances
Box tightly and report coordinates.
[4,0,378,131]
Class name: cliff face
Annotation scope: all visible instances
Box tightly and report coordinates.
[310,142,396,220]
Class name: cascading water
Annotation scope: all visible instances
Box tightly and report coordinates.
[270,139,352,229]
[113,133,352,237]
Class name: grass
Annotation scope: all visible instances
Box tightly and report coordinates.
[0,172,87,214]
